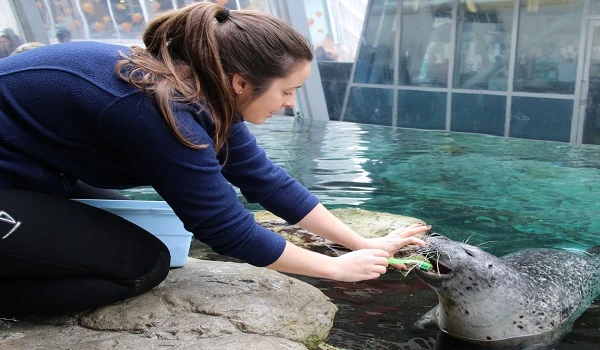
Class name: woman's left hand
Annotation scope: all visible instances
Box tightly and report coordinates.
[362,223,429,256]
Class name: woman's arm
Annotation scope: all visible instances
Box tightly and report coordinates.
[296,203,428,254]
[266,204,429,282]
[267,240,391,282]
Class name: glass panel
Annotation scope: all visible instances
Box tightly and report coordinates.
[318,61,353,121]
[0,2,19,34]
[510,97,573,142]
[33,0,56,38]
[451,93,505,136]
[43,0,86,43]
[397,90,446,129]
[146,0,178,18]
[343,87,394,126]
[21,1,267,45]
[453,0,514,90]
[514,0,582,94]
[399,0,452,87]
[39,0,176,43]
[109,0,147,40]
[583,25,600,145]
[327,1,368,62]
[353,0,397,85]
[79,0,117,40]
[591,0,600,14]
[236,0,273,11]
[306,0,338,62]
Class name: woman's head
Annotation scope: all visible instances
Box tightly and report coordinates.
[213,8,313,124]
[119,2,313,152]
[211,8,313,98]
[233,60,311,125]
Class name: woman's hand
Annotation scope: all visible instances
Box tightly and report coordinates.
[268,241,393,282]
[275,205,431,280]
[267,224,430,282]
[362,223,429,255]
[329,249,390,282]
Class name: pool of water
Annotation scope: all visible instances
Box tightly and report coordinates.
[125,116,599,349]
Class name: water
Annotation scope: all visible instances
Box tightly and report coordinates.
[125,116,600,349]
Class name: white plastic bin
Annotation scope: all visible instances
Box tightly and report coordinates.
[74,199,193,268]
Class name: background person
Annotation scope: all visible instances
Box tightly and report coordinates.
[0,27,24,58]
[56,28,71,43]
[0,3,428,319]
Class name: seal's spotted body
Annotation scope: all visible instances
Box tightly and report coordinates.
[413,234,600,347]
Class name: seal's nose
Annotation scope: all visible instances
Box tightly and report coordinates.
[428,232,442,237]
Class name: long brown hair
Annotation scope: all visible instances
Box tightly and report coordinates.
[115,2,313,153]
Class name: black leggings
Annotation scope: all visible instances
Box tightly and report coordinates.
[0,187,171,319]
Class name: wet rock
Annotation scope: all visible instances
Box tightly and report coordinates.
[0,259,336,350]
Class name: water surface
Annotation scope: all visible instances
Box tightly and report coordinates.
[126,116,599,349]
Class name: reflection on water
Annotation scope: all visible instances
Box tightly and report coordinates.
[125,116,599,349]
[244,117,599,254]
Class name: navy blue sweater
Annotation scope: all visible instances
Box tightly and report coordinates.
[0,41,319,266]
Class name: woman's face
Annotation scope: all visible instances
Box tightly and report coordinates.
[236,61,311,125]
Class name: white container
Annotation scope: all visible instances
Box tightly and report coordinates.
[74,199,193,268]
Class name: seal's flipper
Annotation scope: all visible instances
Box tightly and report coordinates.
[412,304,439,331]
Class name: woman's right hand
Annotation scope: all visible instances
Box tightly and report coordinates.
[329,249,391,282]
[268,241,393,283]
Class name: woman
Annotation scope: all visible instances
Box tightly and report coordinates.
[0,3,428,319]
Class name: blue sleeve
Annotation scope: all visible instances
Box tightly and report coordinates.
[99,98,286,266]
[220,122,320,224]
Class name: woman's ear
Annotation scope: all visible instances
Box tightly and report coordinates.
[231,73,248,95]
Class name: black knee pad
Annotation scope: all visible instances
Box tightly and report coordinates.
[131,249,171,297]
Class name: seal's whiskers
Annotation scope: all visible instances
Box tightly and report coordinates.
[475,240,495,248]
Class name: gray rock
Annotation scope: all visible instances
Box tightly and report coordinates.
[0,259,336,350]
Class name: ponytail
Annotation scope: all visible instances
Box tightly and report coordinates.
[116,2,312,153]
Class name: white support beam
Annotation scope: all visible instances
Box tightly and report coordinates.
[277,0,331,121]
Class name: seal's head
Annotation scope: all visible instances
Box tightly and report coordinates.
[411,233,600,347]
[412,233,510,291]
[412,233,538,343]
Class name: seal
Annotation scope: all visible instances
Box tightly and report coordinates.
[411,233,600,348]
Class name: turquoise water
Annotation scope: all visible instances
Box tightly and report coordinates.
[125,116,599,349]
[243,117,599,253]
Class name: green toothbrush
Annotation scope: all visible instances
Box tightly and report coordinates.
[387,257,433,271]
